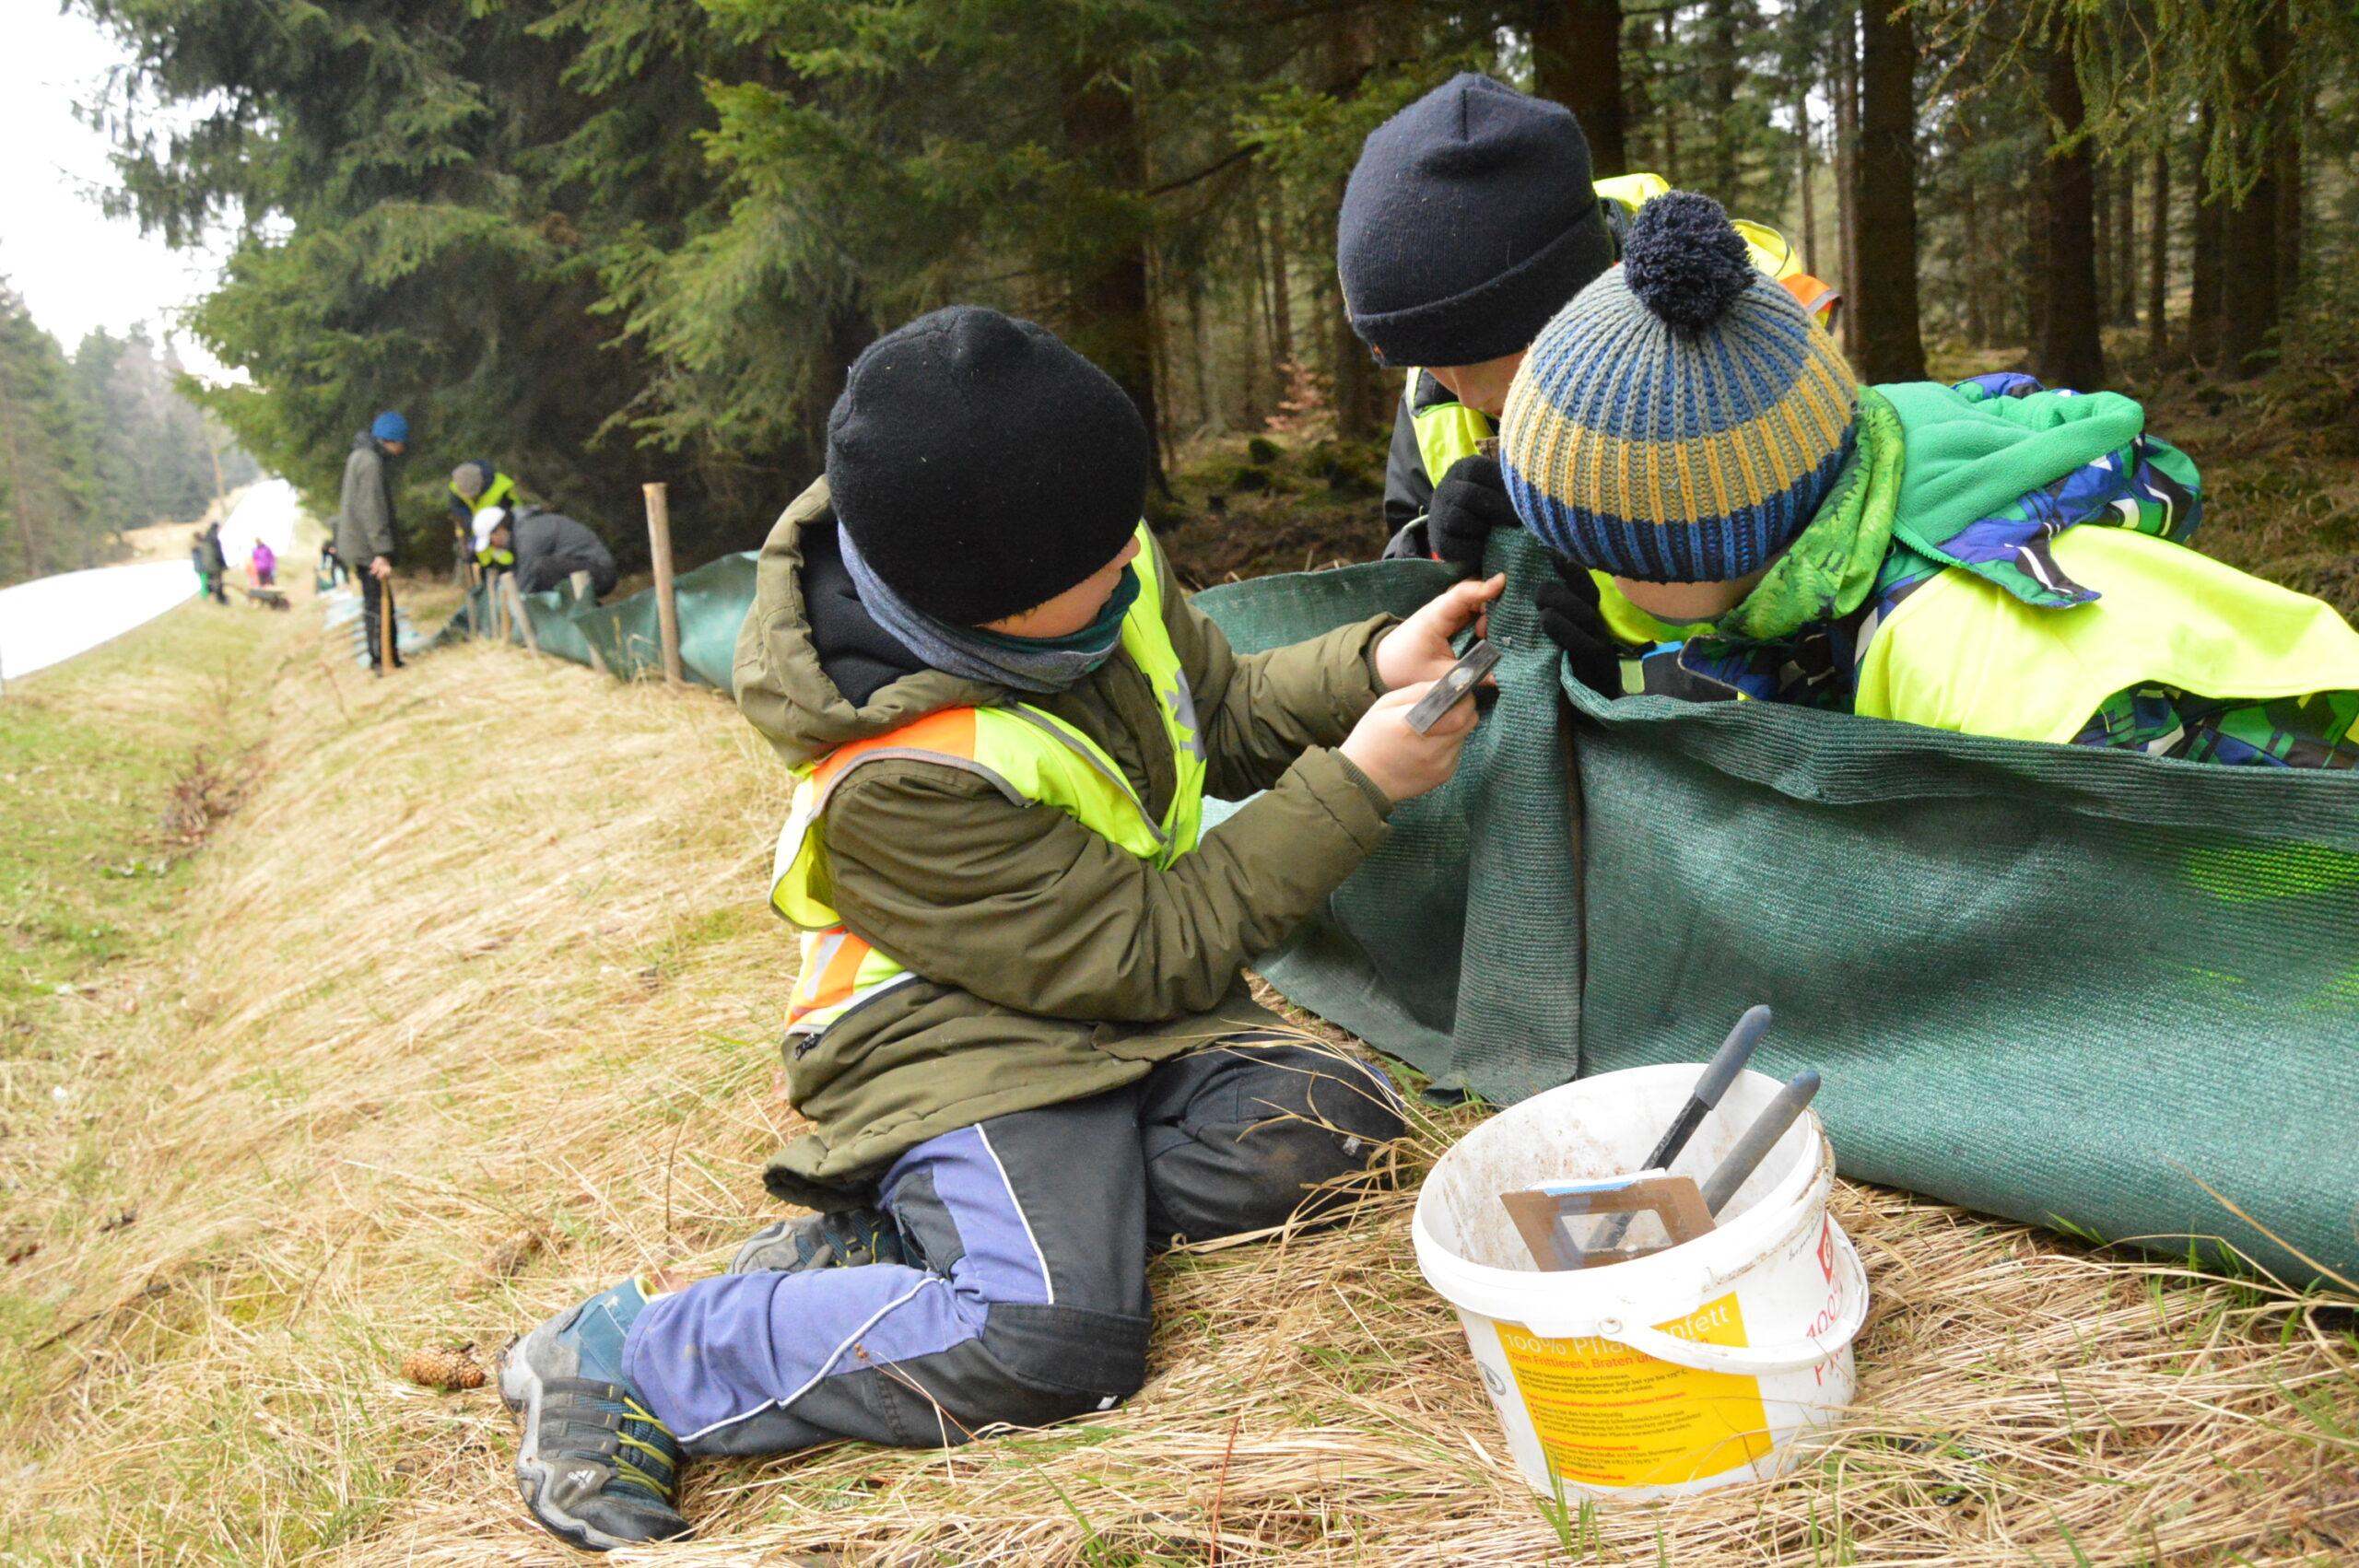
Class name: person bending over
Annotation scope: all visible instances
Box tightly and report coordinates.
[472,504,621,602]
[1336,73,1834,625]
[1497,193,2359,765]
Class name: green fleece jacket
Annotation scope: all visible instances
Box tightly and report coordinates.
[734,478,1399,1208]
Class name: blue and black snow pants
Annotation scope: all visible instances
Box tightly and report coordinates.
[623,1037,1406,1455]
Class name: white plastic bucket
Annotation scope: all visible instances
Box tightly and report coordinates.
[1414,1065,1868,1501]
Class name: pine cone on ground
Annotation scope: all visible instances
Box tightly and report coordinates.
[402,1344,487,1391]
[451,1228,547,1299]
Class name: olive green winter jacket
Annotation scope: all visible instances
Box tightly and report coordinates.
[335,432,399,565]
[734,478,1399,1208]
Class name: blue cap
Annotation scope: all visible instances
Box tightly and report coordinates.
[371,411,410,444]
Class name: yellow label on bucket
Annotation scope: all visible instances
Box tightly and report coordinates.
[1495,1293,1774,1488]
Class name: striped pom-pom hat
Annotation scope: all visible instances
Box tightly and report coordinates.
[1498,192,1858,583]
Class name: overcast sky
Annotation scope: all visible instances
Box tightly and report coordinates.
[1,6,238,382]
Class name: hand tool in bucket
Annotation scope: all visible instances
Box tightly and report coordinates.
[1500,1173,1714,1271]
[1587,1005,1772,1252]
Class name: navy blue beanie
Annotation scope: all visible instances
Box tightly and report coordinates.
[826,307,1150,626]
[1338,73,1614,369]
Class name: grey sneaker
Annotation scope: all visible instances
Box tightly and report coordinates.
[727,1208,908,1275]
[498,1277,690,1551]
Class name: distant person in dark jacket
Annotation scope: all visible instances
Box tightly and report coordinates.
[198,524,229,603]
[338,411,407,672]
[472,504,620,601]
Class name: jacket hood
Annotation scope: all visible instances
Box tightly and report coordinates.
[734,477,1004,771]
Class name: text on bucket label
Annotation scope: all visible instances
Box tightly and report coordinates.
[1495,1292,1775,1488]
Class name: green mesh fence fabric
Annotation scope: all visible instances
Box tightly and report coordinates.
[437,552,758,691]
[1198,527,2359,1285]
[433,532,2359,1281]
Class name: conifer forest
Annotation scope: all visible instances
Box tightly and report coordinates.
[72,1,2359,574]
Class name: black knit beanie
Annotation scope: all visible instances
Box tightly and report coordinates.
[826,307,1151,626]
[1338,73,1615,369]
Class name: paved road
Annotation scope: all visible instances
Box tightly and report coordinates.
[0,479,299,684]
[0,559,197,684]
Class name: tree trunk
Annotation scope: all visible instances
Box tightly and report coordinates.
[1533,0,1626,178]
[1854,0,1925,381]
[1830,6,1861,363]
[2274,53,2306,312]
[2217,0,2285,374]
[2092,159,2113,325]
[2146,145,2170,357]
[1329,210,1384,440]
[2035,22,2104,390]
[794,298,873,467]
[1623,14,1654,172]
[1324,17,1385,441]
[1962,173,1989,346]
[1061,62,1166,486]
[1265,186,1294,369]
[1242,184,1271,426]
[1188,267,1221,437]
[2189,106,2224,364]
[2113,154,2137,322]
[1795,87,1818,276]
[1705,0,1741,197]
[0,385,42,575]
[1660,10,1681,183]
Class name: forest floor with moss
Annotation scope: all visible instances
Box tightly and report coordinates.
[0,359,2354,1566]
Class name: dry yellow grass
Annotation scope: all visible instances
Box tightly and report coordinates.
[3,608,2354,1567]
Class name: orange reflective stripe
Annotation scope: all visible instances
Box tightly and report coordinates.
[808,708,980,793]
[789,929,875,1025]
[1781,273,1841,324]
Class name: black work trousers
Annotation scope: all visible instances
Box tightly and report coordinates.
[624,1036,1407,1456]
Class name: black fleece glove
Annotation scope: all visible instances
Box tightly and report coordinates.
[1535,557,1625,697]
[1426,454,1521,573]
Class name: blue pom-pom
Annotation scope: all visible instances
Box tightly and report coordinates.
[1621,193,1755,331]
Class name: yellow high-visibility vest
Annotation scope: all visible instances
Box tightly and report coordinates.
[1854,524,2359,743]
[1592,173,1842,331]
[769,525,1206,1038]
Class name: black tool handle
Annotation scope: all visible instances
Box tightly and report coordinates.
[1590,1006,1774,1250]
[1699,1070,1823,1215]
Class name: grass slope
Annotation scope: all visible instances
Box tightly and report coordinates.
[0,602,277,1009]
[2,568,2353,1565]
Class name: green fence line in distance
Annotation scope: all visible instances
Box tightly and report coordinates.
[436,552,759,693]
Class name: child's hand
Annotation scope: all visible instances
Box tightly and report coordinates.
[1376,574,1507,690]
[1340,682,1481,803]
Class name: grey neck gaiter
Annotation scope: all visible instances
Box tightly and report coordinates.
[834,522,1133,697]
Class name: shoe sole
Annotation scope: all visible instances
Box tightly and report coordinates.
[498,1332,629,1554]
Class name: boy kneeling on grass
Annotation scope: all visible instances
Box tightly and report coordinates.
[498,306,1503,1550]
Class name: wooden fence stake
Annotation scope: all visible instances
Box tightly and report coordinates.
[379,572,397,672]
[505,575,541,657]
[643,482,685,686]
